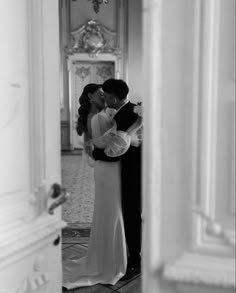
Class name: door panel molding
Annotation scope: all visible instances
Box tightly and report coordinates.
[191,0,235,253]
[27,0,47,194]
[0,216,66,270]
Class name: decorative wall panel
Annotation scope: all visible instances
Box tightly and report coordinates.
[67,20,120,57]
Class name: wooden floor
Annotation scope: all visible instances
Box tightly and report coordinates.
[62,243,141,293]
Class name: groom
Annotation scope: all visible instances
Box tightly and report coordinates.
[92,79,142,280]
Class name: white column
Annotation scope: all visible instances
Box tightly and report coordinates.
[142,0,163,292]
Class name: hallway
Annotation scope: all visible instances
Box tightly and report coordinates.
[61,153,142,292]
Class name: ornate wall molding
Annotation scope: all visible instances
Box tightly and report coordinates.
[0,216,66,269]
[191,0,235,254]
[163,253,236,289]
[66,20,121,57]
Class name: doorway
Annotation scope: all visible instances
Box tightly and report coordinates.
[68,60,115,149]
[59,1,143,292]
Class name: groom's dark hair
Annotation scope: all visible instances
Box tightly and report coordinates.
[102,79,129,100]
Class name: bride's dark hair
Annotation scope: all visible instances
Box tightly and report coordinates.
[76,83,102,136]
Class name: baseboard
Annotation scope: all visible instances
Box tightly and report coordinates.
[61,149,83,155]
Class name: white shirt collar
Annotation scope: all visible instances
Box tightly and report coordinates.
[116,99,129,114]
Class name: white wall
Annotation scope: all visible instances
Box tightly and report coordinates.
[160,0,195,260]
[127,0,143,103]
[215,0,235,227]
[142,0,195,290]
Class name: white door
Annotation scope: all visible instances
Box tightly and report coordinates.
[0,1,65,292]
[68,61,115,149]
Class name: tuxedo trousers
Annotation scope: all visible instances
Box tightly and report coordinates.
[120,146,142,267]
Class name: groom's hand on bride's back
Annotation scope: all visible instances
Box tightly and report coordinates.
[92,148,121,162]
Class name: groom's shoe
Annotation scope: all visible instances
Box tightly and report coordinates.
[120,264,141,281]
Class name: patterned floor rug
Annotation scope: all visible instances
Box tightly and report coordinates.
[61,153,94,225]
[62,223,91,244]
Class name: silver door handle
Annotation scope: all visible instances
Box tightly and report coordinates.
[48,183,70,215]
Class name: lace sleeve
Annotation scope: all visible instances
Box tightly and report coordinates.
[127,117,143,147]
[104,130,131,157]
[92,123,131,157]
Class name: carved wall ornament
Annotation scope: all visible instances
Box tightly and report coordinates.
[88,0,110,14]
[66,20,121,57]
[72,0,110,14]
[75,66,91,80]
[96,65,114,80]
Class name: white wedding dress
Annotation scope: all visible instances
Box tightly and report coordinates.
[63,109,130,289]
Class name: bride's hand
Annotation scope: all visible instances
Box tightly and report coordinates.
[84,141,94,157]
[130,131,142,147]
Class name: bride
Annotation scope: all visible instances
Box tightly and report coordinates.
[63,83,142,289]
